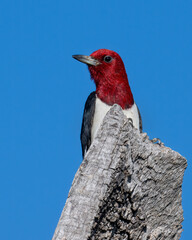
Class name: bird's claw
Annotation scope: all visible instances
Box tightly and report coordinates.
[141,132,149,140]
[151,138,164,146]
[141,133,164,147]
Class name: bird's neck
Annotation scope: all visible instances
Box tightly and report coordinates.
[89,64,134,109]
[96,81,134,109]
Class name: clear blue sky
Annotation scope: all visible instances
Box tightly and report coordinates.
[0,1,191,239]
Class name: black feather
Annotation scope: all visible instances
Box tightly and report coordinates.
[80,92,96,157]
[137,105,143,132]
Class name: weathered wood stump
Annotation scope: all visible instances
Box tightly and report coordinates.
[52,105,187,240]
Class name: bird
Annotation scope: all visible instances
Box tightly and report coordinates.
[72,49,142,158]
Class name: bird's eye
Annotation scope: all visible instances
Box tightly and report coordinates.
[104,55,113,63]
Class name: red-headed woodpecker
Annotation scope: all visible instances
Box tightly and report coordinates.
[73,49,142,157]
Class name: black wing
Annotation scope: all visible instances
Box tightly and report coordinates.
[80,91,96,158]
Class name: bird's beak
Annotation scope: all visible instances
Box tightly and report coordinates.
[72,55,100,66]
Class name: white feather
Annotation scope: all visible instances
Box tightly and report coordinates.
[91,96,140,141]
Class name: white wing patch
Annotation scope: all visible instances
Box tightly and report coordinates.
[91,97,140,141]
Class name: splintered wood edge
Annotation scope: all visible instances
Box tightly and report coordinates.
[52,104,187,240]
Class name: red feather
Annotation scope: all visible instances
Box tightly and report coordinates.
[88,49,134,109]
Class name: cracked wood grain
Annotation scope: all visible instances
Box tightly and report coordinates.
[52,105,187,240]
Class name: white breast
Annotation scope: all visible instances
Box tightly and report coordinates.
[91,97,140,141]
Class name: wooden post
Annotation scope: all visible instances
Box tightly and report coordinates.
[52,105,187,240]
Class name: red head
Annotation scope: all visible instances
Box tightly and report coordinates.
[73,49,134,109]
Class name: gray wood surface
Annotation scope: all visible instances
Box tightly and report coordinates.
[52,105,187,240]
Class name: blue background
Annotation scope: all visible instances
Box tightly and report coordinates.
[0,0,191,239]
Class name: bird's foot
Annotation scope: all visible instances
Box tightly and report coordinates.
[141,132,149,140]
[141,133,164,147]
[151,138,164,146]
